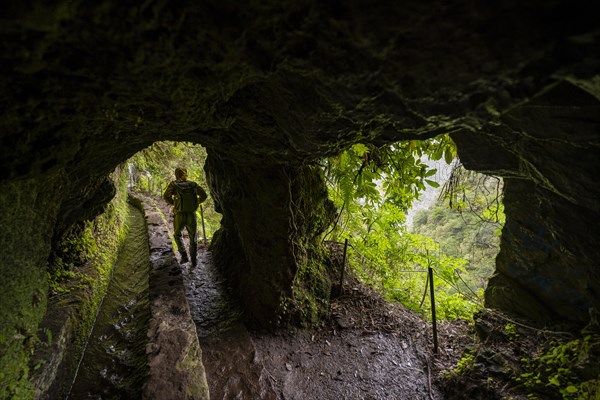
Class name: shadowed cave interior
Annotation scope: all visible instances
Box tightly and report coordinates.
[1,1,599,398]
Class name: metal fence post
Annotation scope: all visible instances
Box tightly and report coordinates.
[339,239,349,296]
[428,265,438,354]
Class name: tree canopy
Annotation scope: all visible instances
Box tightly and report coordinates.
[323,135,503,320]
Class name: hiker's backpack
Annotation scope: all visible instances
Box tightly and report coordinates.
[174,181,199,212]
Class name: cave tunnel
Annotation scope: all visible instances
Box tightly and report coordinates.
[1,0,599,397]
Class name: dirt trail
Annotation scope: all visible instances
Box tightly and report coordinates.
[153,195,446,399]
[252,329,438,399]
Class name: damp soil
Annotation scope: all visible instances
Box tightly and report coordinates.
[68,203,150,399]
[180,247,473,400]
[248,283,477,400]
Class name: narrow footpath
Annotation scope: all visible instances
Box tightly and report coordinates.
[183,251,278,399]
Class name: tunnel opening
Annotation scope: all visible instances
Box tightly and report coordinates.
[126,140,222,243]
[410,161,503,306]
[64,140,224,398]
[27,140,222,399]
[322,135,503,321]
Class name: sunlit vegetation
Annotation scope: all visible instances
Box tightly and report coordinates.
[323,135,503,320]
[127,138,502,322]
[412,166,504,292]
[127,141,221,238]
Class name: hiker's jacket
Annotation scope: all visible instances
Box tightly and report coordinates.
[163,179,207,213]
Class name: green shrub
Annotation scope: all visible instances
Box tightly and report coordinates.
[516,322,600,399]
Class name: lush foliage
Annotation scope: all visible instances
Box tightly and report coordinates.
[323,135,501,320]
[128,141,221,238]
[412,167,504,292]
[516,319,600,400]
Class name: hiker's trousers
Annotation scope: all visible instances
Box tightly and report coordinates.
[173,211,197,256]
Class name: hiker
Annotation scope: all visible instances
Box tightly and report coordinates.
[163,167,207,266]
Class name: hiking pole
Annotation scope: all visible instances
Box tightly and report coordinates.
[200,204,207,247]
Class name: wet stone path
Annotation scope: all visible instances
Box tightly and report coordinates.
[181,249,442,400]
[182,251,278,399]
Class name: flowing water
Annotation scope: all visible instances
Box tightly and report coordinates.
[68,203,150,399]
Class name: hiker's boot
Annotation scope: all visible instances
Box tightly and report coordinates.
[179,251,189,264]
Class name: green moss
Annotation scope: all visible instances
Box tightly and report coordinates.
[0,177,58,400]
[46,168,131,397]
[176,337,210,400]
[12,167,132,399]
[451,350,476,375]
[281,166,336,327]
[289,253,332,327]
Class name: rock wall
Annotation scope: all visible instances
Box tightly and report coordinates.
[207,154,335,326]
[25,169,130,399]
[0,177,62,397]
[452,81,600,323]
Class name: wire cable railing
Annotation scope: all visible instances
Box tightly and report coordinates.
[333,238,573,353]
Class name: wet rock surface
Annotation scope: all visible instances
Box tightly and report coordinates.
[136,194,209,400]
[69,202,150,399]
[179,237,446,399]
[183,251,279,400]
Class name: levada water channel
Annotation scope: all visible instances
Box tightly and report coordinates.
[68,202,150,399]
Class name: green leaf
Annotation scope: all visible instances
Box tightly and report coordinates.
[425,168,437,177]
[352,143,369,157]
[444,148,454,164]
[564,385,578,393]
[425,179,439,188]
[548,375,561,386]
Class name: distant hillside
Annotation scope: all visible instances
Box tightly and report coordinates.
[410,167,504,291]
